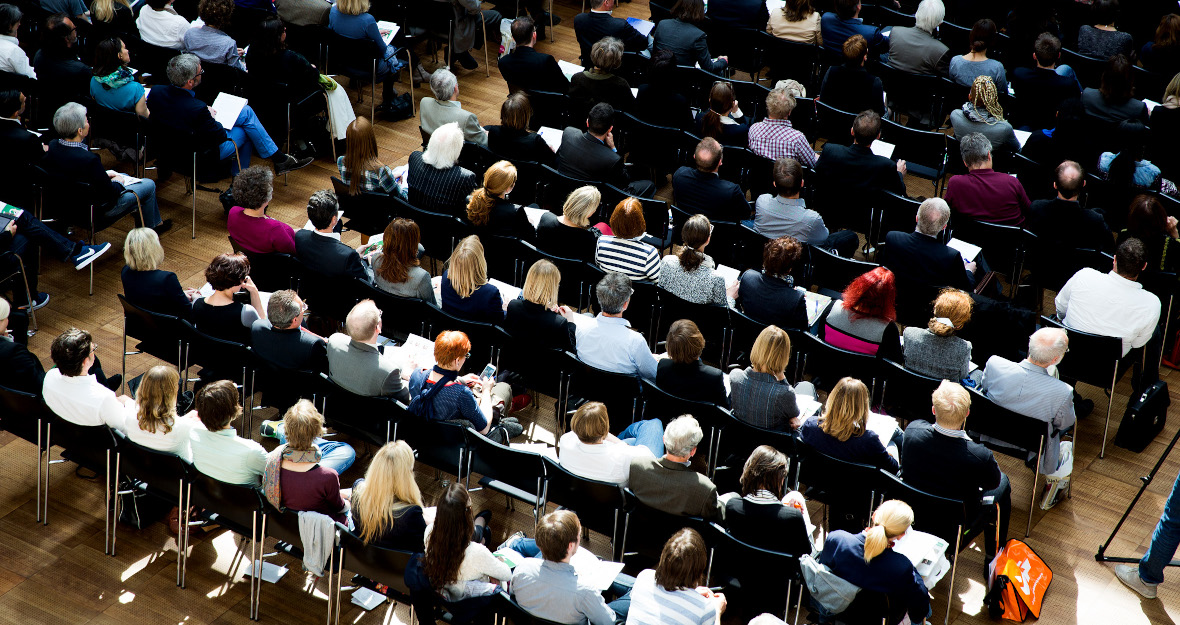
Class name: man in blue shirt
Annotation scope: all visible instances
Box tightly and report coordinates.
[820,0,884,55]
[571,272,658,381]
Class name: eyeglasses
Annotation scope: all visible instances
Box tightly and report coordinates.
[300,302,309,314]
[464,352,471,360]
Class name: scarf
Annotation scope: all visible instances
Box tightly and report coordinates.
[262,444,324,508]
[94,66,135,91]
[961,102,1002,126]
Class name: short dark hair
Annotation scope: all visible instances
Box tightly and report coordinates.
[195,380,242,430]
[763,236,803,277]
[205,253,251,291]
[146,0,170,10]
[587,102,614,135]
[694,137,722,171]
[0,88,21,117]
[1115,236,1146,280]
[968,18,996,53]
[1033,32,1061,66]
[306,190,338,230]
[510,15,535,45]
[500,92,532,131]
[670,0,705,23]
[535,510,580,561]
[93,37,125,76]
[772,157,803,196]
[654,528,708,591]
[1055,160,1084,199]
[230,165,274,210]
[1092,0,1119,27]
[739,445,787,498]
[834,0,859,19]
[50,327,92,376]
[852,110,881,146]
[44,13,72,49]
[0,4,22,36]
[666,319,705,363]
[1100,54,1134,102]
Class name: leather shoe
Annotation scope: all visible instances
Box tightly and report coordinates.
[152,219,173,236]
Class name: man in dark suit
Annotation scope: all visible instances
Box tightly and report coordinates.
[0,297,46,393]
[148,54,312,175]
[0,89,47,209]
[671,137,750,223]
[706,0,769,31]
[557,102,655,197]
[1009,33,1081,131]
[881,197,977,291]
[628,415,724,521]
[32,14,91,110]
[293,190,371,282]
[902,381,1011,566]
[574,0,649,67]
[812,110,907,230]
[497,16,568,94]
[1026,160,1113,253]
[251,289,327,412]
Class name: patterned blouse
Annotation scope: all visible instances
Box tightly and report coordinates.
[337,155,398,195]
[658,252,726,305]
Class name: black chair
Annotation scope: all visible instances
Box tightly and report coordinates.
[247,79,329,182]
[324,32,408,120]
[227,235,301,294]
[113,431,190,583]
[638,378,730,475]
[653,289,731,364]
[409,0,489,76]
[949,215,1034,300]
[703,523,805,621]
[0,384,50,523]
[42,418,119,555]
[584,265,660,345]
[619,493,710,565]
[1059,48,1105,89]
[319,373,402,447]
[711,409,799,494]
[1039,315,1125,458]
[117,294,186,389]
[872,61,947,129]
[498,343,573,419]
[814,97,858,147]
[177,319,252,406]
[133,41,180,85]
[796,442,887,532]
[391,195,470,272]
[878,359,943,423]
[246,347,326,417]
[724,307,770,368]
[792,328,881,396]
[513,241,591,309]
[394,413,470,479]
[563,351,642,434]
[493,591,568,625]
[541,456,628,560]
[464,428,547,527]
[185,470,268,620]
[351,277,436,341]
[89,104,148,177]
[522,89,575,131]
[331,176,395,240]
[807,244,879,293]
[755,31,820,90]
[880,117,947,187]
[538,164,605,215]
[872,190,922,249]
[148,119,239,238]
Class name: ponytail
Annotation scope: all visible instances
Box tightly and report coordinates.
[863,499,915,563]
[466,188,494,226]
[678,246,705,272]
[702,110,723,140]
[863,524,890,563]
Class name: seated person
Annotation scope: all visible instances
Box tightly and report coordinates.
[653,0,727,73]
[819,34,885,116]
[0,298,46,394]
[226,166,295,254]
[1025,161,1113,255]
[136,0,191,49]
[0,4,34,78]
[672,137,750,224]
[503,259,577,352]
[570,36,635,112]
[0,89,48,210]
[881,198,978,291]
[1077,2,1134,59]
[496,17,567,94]
[33,14,92,105]
[594,198,661,282]
[902,381,1011,561]
[441,235,505,324]
[351,441,427,550]
[1080,54,1149,125]
[948,19,1007,94]
[293,190,372,282]
[902,288,974,382]
[1119,195,1179,274]
[408,122,479,216]
[42,327,133,430]
[886,0,951,76]
[276,0,329,27]
[1055,237,1161,358]
[370,218,436,304]
[627,529,727,624]
[708,0,769,30]
[949,76,1020,155]
[820,0,882,55]
[420,68,488,146]
[748,88,816,166]
[736,236,808,329]
[148,54,312,176]
[124,365,202,460]
[338,117,398,195]
[818,266,901,357]
[571,272,658,381]
[91,38,148,118]
[406,330,524,438]
[325,299,408,401]
[188,380,267,485]
[42,102,168,233]
[465,160,534,240]
[485,92,555,166]
[658,215,728,306]
[557,401,663,485]
[655,319,728,406]
[191,253,265,345]
[721,445,813,555]
[694,81,747,147]
[628,415,724,521]
[812,111,906,223]
[729,325,814,431]
[183,0,244,69]
[260,400,353,524]
[817,500,930,625]
[328,0,408,114]
[753,157,858,256]
[768,0,820,44]
[1098,120,1179,199]
[1009,33,1081,131]
[633,50,693,132]
[801,377,898,472]
[536,186,601,261]
[574,0,649,68]
[557,103,655,198]
[422,483,509,601]
[944,132,1029,225]
[246,17,321,103]
[250,289,327,373]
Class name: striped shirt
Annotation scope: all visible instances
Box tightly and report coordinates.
[595,236,661,282]
[337,156,399,194]
[626,569,718,625]
[747,118,816,167]
[406,151,478,216]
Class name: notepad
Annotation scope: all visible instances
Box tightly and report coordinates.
[538,126,563,152]
[351,587,386,610]
[947,237,981,262]
[523,206,548,229]
[558,59,584,80]
[377,20,399,45]
[1145,98,1161,113]
[796,288,833,326]
[210,92,247,130]
[625,16,655,37]
[796,394,822,418]
[714,263,741,286]
[106,169,142,186]
[569,547,626,591]
[870,139,895,159]
[1013,129,1031,149]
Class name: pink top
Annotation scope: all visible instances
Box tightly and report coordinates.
[227,206,297,254]
[824,325,880,355]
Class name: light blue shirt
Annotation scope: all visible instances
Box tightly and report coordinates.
[572,314,657,381]
[189,426,268,485]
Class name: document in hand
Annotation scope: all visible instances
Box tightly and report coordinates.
[376,20,399,45]
[211,92,248,130]
[870,139,895,159]
[1013,129,1031,149]
[625,17,655,37]
[892,529,951,588]
[538,126,564,152]
[569,547,626,591]
[489,277,523,303]
[557,59,584,81]
[946,237,981,262]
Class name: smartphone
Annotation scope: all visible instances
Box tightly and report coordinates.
[479,362,497,381]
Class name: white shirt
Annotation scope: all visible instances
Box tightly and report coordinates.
[1054,268,1161,356]
[0,35,35,78]
[189,426,268,485]
[124,410,203,461]
[558,431,652,486]
[41,369,130,431]
[137,8,192,49]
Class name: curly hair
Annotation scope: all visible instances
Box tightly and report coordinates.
[197,0,234,30]
[967,75,1005,123]
[205,253,251,291]
[467,161,517,226]
[842,267,897,322]
[230,166,274,210]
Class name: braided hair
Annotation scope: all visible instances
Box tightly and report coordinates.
[968,75,1005,124]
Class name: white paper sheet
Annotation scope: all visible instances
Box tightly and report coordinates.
[893,529,951,588]
[946,237,981,262]
[558,59,584,81]
[351,586,387,610]
[866,412,899,449]
[243,560,288,583]
[625,17,655,37]
[538,126,563,152]
[796,394,822,418]
[1013,129,1031,149]
[1145,99,1160,113]
[524,206,548,229]
[376,20,399,45]
[510,442,559,460]
[714,263,741,286]
[569,547,626,591]
[795,288,833,326]
[870,139,895,159]
[489,277,523,305]
[106,169,142,186]
[210,92,247,130]
[630,87,638,98]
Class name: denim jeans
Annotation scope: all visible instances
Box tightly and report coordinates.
[219,104,279,173]
[109,179,162,227]
[275,431,357,475]
[4,210,79,302]
[1056,64,1082,92]
[618,418,664,457]
[1140,471,1180,584]
[498,535,636,620]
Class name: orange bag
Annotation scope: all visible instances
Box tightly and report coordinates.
[986,539,1053,621]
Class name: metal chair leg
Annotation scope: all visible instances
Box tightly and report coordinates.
[1027,435,1042,537]
[1101,366,1116,458]
[192,153,198,239]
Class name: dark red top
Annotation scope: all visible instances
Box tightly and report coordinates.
[280,465,347,524]
[943,168,1030,226]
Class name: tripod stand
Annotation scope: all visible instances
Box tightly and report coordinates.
[1095,422,1180,567]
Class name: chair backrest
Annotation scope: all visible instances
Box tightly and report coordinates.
[872,190,922,247]
[796,442,885,517]
[877,470,971,551]
[540,456,627,540]
[325,32,381,79]
[246,347,327,415]
[391,195,470,264]
[755,30,820,90]
[1038,315,1123,389]
[880,117,947,177]
[807,244,878,293]
[114,430,189,499]
[336,528,415,601]
[319,374,401,446]
[879,359,943,423]
[1059,47,1105,89]
[48,420,117,484]
[653,289,731,363]
[621,492,710,561]
[948,215,1031,284]
[792,328,880,393]
[464,428,546,498]
[179,320,251,384]
[564,352,642,433]
[184,467,265,536]
[523,90,575,132]
[133,42,180,85]
[423,306,511,369]
[89,104,147,153]
[458,141,501,181]
[118,293,185,349]
[351,277,434,340]
[494,591,569,625]
[227,236,300,294]
[704,523,802,620]
[814,99,857,147]
[394,413,470,478]
[193,62,247,105]
[331,176,395,238]
[539,164,605,214]
[963,386,1051,460]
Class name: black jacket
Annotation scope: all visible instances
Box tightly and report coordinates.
[813,143,906,219]
[497,46,568,94]
[1025,198,1113,253]
[468,197,535,242]
[486,126,555,166]
[33,47,92,106]
[634,83,694,132]
[656,359,729,407]
[723,496,813,556]
[573,12,649,67]
[250,320,329,373]
[819,65,886,116]
[1010,66,1080,131]
[42,140,125,204]
[737,270,808,330]
[0,119,45,207]
[503,299,576,352]
[147,84,228,151]
[556,127,629,188]
[671,166,750,223]
[121,267,193,319]
[706,0,770,30]
[0,338,45,395]
[535,212,599,261]
[293,230,370,282]
[881,230,973,291]
[901,419,1002,508]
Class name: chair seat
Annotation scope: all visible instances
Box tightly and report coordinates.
[476,475,542,507]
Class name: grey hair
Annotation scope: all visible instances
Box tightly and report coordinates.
[959,132,992,168]
[595,271,633,314]
[0,4,21,36]
[267,290,301,329]
[663,415,703,457]
[167,53,201,87]
[52,102,87,138]
[430,67,458,101]
[916,197,950,236]
[422,121,464,169]
[914,0,945,33]
[1028,327,1068,365]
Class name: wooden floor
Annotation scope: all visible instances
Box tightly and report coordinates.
[2,1,1179,622]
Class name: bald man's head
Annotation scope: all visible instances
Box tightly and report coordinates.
[1027,328,1068,367]
[1055,161,1084,200]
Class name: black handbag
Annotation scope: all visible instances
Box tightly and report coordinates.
[1114,380,1169,453]
[380,93,414,122]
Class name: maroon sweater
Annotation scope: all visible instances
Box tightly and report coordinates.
[280,465,347,524]
[944,168,1030,226]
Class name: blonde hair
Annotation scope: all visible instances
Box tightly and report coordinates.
[353,441,424,544]
[820,377,869,442]
[562,186,600,228]
[282,400,324,452]
[750,325,791,375]
[447,235,488,299]
[967,75,1005,123]
[336,0,368,15]
[92,0,131,23]
[931,380,971,428]
[467,161,517,226]
[136,365,179,434]
[928,288,973,337]
[124,227,165,271]
[864,500,914,563]
[522,259,561,308]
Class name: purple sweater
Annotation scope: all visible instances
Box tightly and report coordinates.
[227,206,297,254]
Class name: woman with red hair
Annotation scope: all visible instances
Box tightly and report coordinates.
[818,267,901,358]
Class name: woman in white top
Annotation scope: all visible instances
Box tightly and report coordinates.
[557,402,663,485]
[627,528,726,625]
[423,483,509,602]
[126,365,202,460]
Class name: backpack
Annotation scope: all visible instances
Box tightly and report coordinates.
[985,539,1053,622]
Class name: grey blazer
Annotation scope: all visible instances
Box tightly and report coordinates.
[628,456,724,521]
[325,333,410,401]
[980,357,1076,474]
[901,327,972,382]
[420,97,488,146]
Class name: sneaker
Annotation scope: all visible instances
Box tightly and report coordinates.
[454,51,478,70]
[274,154,314,175]
[260,419,282,440]
[509,393,532,413]
[413,63,433,87]
[69,242,111,270]
[152,219,173,236]
[1114,564,1158,599]
[497,530,526,551]
[22,292,50,310]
